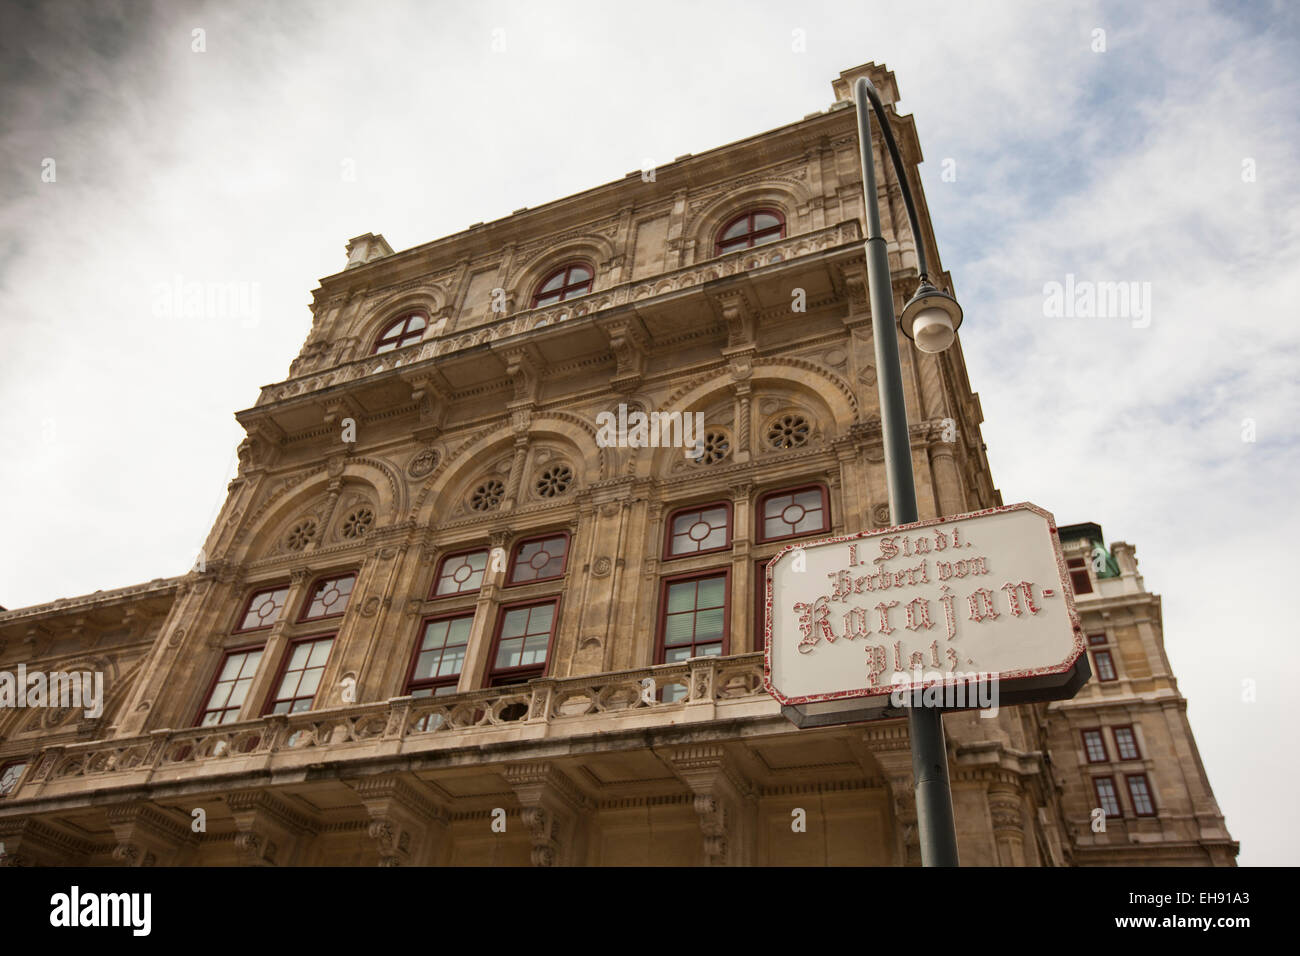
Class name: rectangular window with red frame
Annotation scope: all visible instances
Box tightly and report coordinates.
[198,646,264,725]
[1092,649,1117,682]
[236,585,289,632]
[664,502,731,559]
[754,558,770,654]
[1113,725,1141,761]
[431,549,489,597]
[757,485,829,542]
[507,534,569,585]
[488,600,558,686]
[659,571,729,663]
[1126,773,1156,816]
[1092,776,1122,818]
[1067,557,1093,595]
[265,636,334,715]
[1082,729,1108,763]
[409,614,473,696]
[299,573,355,621]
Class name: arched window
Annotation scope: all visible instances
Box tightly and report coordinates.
[531,262,593,308]
[715,209,785,256]
[372,312,428,354]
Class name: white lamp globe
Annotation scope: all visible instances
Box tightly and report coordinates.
[911,307,955,353]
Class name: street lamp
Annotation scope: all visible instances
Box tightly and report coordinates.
[852,74,964,866]
[901,281,963,353]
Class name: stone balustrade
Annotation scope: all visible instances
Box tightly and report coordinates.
[9,653,775,802]
[256,221,863,406]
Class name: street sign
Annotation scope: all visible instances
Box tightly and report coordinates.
[763,502,1090,727]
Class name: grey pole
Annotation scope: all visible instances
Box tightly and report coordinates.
[853,75,960,867]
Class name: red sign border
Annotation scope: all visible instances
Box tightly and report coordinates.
[761,501,1087,707]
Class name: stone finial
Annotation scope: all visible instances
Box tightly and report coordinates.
[831,62,900,105]
[344,233,395,270]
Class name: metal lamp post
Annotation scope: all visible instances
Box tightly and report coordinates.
[852,75,964,867]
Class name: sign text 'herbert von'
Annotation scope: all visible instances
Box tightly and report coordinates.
[763,503,1085,707]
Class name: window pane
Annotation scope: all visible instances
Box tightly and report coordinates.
[288,644,310,670]
[696,576,725,608]
[227,678,252,708]
[1094,778,1121,817]
[568,265,592,283]
[501,609,528,639]
[241,588,288,630]
[437,550,489,595]
[753,213,780,231]
[666,581,697,614]
[664,613,695,645]
[1084,731,1106,762]
[1115,728,1140,760]
[298,668,323,697]
[795,489,821,510]
[528,603,554,634]
[0,762,29,795]
[701,506,727,526]
[496,638,523,669]
[209,681,234,710]
[1128,776,1155,815]
[540,272,567,292]
[1093,650,1116,681]
[694,607,725,640]
[437,645,465,677]
[304,575,354,618]
[423,620,450,649]
[521,634,550,666]
[722,218,750,240]
[413,652,439,681]
[511,537,567,583]
[446,616,472,645]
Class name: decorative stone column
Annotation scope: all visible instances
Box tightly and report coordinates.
[988,783,1027,867]
[927,427,967,517]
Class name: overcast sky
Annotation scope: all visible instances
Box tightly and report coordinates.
[1,0,1296,865]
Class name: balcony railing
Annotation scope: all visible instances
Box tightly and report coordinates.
[11,654,774,801]
[257,221,863,406]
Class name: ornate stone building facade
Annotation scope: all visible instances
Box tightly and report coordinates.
[0,63,1234,866]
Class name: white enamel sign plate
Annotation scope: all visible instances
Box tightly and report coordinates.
[762,502,1086,707]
